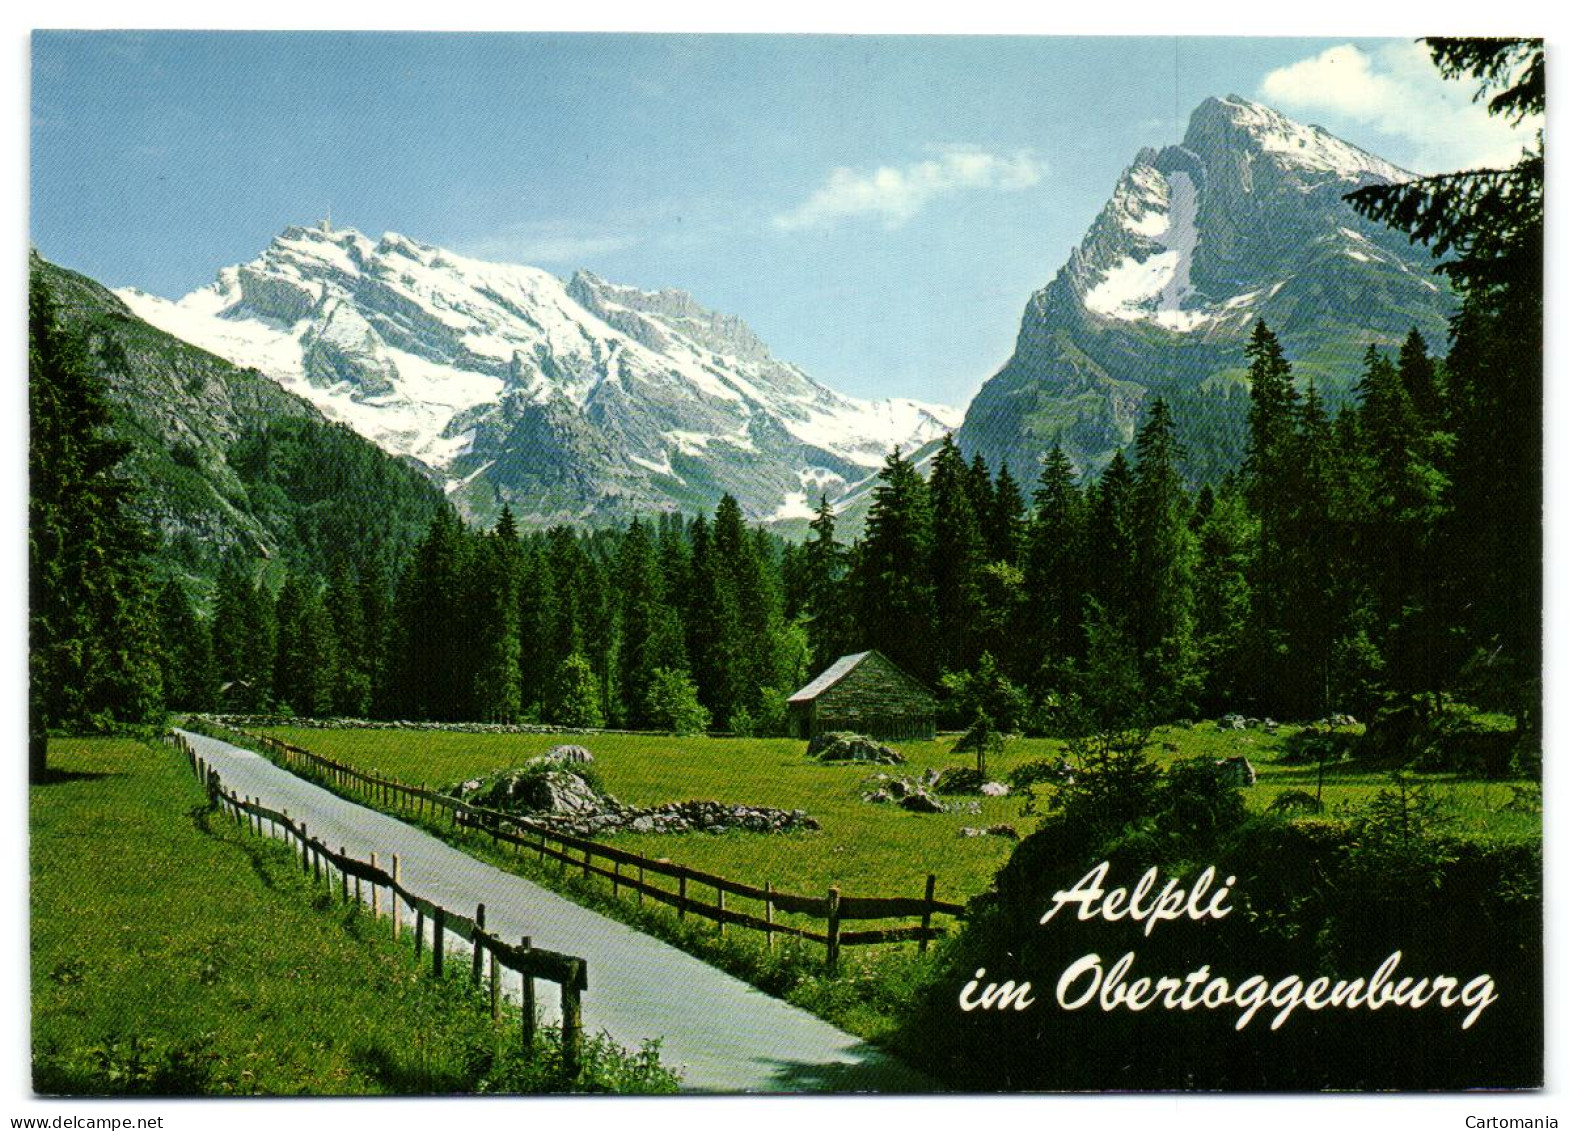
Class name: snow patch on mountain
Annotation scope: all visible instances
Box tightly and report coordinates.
[118,224,959,526]
[1085,168,1211,331]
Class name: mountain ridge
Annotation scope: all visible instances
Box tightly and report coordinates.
[117,226,958,529]
[956,95,1454,483]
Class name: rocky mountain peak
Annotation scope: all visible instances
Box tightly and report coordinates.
[116,222,959,530]
[956,95,1452,487]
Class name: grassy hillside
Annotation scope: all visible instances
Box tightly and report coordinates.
[32,253,450,599]
[29,737,677,1095]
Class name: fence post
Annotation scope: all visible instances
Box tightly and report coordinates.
[340,847,349,903]
[489,948,501,1021]
[582,845,591,881]
[826,886,842,972]
[919,873,937,954]
[433,907,446,978]
[678,871,688,921]
[392,856,402,942]
[369,852,380,920]
[520,937,536,1047]
[471,904,486,987]
[637,864,645,907]
[612,860,620,899]
[765,881,775,951]
[560,960,585,1082]
[301,824,312,877]
[717,886,726,936]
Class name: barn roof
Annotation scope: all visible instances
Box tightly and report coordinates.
[787,652,872,703]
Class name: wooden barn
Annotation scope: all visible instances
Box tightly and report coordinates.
[786,650,937,742]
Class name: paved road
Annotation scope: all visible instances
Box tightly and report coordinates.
[178,729,934,1094]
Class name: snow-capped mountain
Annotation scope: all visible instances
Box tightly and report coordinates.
[118,225,957,526]
[957,95,1455,482]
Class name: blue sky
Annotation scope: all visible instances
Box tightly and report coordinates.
[30,32,1534,408]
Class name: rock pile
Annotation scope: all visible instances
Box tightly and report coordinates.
[444,766,817,839]
[860,769,945,813]
[808,731,906,764]
[958,824,1021,840]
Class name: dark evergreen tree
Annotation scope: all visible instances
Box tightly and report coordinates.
[466,514,523,722]
[801,494,849,669]
[851,447,937,679]
[326,557,372,716]
[930,436,986,675]
[1240,320,1300,709]
[155,579,215,712]
[29,265,164,775]
[1084,452,1137,628]
[613,518,686,727]
[1023,445,1085,684]
[1348,37,1542,737]
[989,462,1027,567]
[1130,399,1199,705]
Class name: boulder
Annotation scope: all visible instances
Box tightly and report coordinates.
[899,791,945,814]
[979,781,1010,798]
[1215,756,1258,787]
[808,731,905,764]
[543,743,595,764]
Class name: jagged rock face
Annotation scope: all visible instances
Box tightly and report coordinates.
[958,95,1456,484]
[117,227,958,528]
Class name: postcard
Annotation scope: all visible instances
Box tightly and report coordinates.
[24,26,1547,1114]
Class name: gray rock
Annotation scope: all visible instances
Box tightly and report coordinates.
[808,731,905,764]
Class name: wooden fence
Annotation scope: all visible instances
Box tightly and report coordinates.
[173,732,591,1079]
[185,720,967,969]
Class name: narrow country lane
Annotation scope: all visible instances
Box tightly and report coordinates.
[177,729,936,1094]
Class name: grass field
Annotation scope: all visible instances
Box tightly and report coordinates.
[30,737,678,1095]
[256,720,1541,907]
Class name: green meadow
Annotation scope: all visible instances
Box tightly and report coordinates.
[30,737,677,1095]
[258,720,1541,907]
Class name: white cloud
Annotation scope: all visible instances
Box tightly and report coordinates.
[1260,41,1539,174]
[459,225,637,266]
[773,145,1045,232]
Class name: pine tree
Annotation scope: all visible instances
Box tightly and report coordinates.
[1240,321,1300,709]
[1130,399,1199,705]
[1191,479,1255,714]
[930,436,986,674]
[155,579,215,712]
[1397,328,1445,429]
[466,516,523,722]
[516,539,559,718]
[29,265,164,775]
[614,518,686,727]
[1023,445,1085,680]
[802,494,849,669]
[326,557,372,716]
[851,447,937,679]
[1348,38,1541,736]
[989,462,1027,567]
[1085,452,1136,624]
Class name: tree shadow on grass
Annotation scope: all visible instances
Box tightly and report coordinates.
[349,1038,478,1094]
[31,768,117,786]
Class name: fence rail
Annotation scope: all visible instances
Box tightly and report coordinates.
[186,719,967,968]
[173,731,590,1077]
